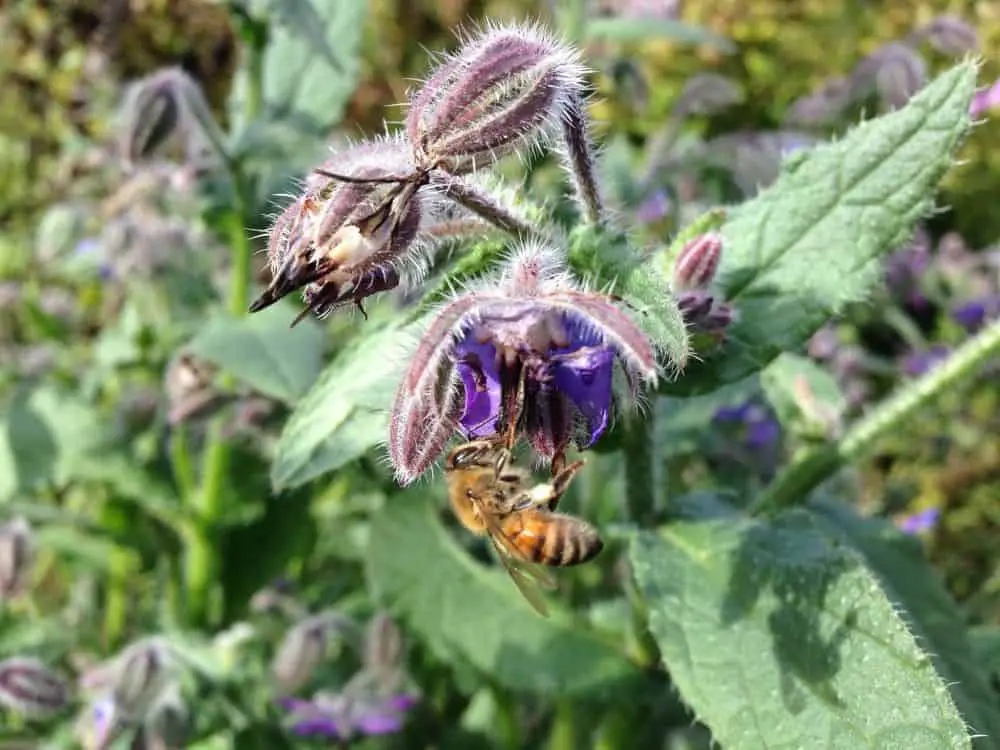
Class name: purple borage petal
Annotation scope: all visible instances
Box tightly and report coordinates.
[456,336,503,438]
[551,345,614,447]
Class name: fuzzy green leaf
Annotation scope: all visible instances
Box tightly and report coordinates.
[629,496,971,749]
[228,0,364,154]
[270,321,402,491]
[186,303,325,404]
[808,497,1000,747]
[0,387,113,502]
[366,492,639,696]
[664,62,976,396]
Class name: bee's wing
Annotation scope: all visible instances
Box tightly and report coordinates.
[475,503,556,617]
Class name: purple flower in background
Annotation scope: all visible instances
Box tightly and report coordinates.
[281,692,417,740]
[901,345,950,377]
[897,507,941,535]
[952,295,1000,333]
[636,190,672,224]
[884,229,931,309]
[970,78,1000,118]
[713,401,782,477]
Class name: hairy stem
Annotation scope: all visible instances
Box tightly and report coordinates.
[622,413,657,526]
[560,94,604,226]
[754,317,1000,515]
[430,171,541,240]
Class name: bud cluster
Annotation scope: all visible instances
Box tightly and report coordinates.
[74,638,180,750]
[0,517,34,600]
[669,232,733,347]
[249,22,600,325]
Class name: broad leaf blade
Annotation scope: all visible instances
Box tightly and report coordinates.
[186,303,325,404]
[761,353,846,440]
[629,497,971,749]
[366,493,639,695]
[665,62,976,396]
[809,497,1000,746]
[270,322,402,491]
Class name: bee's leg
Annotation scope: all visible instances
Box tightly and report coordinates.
[547,459,586,510]
[551,450,566,478]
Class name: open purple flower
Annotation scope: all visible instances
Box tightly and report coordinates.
[952,295,1000,333]
[900,345,950,377]
[897,507,941,535]
[389,241,659,484]
[280,692,418,740]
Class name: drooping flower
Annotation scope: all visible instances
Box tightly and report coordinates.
[388,241,660,484]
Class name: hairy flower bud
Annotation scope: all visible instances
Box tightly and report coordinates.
[0,517,34,599]
[141,691,189,750]
[272,617,332,694]
[672,232,722,292]
[119,68,221,169]
[784,77,852,127]
[406,22,587,174]
[0,657,70,718]
[678,291,733,343]
[364,613,403,676]
[852,43,927,110]
[917,16,979,56]
[111,640,173,722]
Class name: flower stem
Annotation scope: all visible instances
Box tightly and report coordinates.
[622,414,657,526]
[180,28,264,626]
[753,317,1000,515]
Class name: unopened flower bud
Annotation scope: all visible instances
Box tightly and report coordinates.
[142,692,189,750]
[364,613,403,675]
[918,16,979,56]
[111,640,173,722]
[0,517,34,599]
[405,23,586,174]
[0,657,71,718]
[272,617,330,694]
[678,291,734,342]
[119,68,220,169]
[672,232,722,292]
[852,43,926,110]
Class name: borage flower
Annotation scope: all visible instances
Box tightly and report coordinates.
[388,241,659,484]
[280,691,418,741]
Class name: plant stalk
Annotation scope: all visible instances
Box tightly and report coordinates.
[754,317,1000,515]
[180,29,264,626]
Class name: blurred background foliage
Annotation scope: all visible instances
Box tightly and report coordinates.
[2,0,1000,747]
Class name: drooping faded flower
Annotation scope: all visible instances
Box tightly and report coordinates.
[388,241,659,484]
[249,136,431,321]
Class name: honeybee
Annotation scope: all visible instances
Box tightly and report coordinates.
[444,438,604,617]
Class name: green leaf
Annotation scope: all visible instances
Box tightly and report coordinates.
[267,0,342,75]
[761,353,846,440]
[808,497,1000,746]
[665,62,976,396]
[0,387,113,501]
[629,496,971,750]
[270,321,402,491]
[186,303,325,404]
[366,493,639,695]
[654,375,760,457]
[229,0,365,144]
[584,17,735,52]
